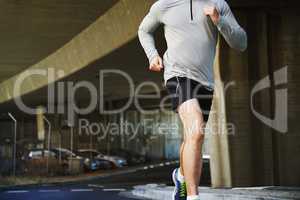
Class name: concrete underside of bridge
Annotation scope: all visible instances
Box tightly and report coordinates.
[0,0,299,187]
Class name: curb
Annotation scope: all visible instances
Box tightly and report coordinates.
[132,184,300,200]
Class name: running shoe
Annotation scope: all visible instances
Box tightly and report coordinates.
[172,168,187,200]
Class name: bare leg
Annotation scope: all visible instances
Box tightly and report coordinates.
[178,99,206,196]
[179,141,185,176]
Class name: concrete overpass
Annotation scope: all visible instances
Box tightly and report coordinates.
[0,0,296,105]
[0,0,157,105]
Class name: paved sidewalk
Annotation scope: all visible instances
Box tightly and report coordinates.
[132,184,300,200]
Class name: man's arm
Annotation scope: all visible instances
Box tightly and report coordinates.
[205,0,247,52]
[138,2,162,66]
[217,0,247,51]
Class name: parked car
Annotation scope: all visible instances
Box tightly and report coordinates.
[76,150,113,171]
[26,149,56,159]
[51,148,87,172]
[22,149,66,175]
[99,153,128,168]
[51,148,80,159]
[109,149,146,166]
[77,149,127,168]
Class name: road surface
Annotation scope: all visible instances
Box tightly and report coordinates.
[0,161,210,200]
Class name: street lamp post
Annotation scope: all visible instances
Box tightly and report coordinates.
[8,113,17,177]
[43,116,51,174]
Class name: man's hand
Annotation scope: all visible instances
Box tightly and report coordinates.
[203,6,220,25]
[149,55,163,72]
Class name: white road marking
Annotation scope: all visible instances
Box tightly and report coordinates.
[232,187,270,190]
[159,163,164,167]
[6,190,29,194]
[149,165,154,168]
[103,188,126,192]
[143,166,149,170]
[165,162,171,165]
[71,189,94,192]
[39,189,60,193]
[88,184,104,188]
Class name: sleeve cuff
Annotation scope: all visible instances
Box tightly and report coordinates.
[148,51,159,64]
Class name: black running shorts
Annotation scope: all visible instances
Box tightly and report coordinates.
[165,76,214,122]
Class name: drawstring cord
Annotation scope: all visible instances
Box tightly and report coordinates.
[190,0,193,21]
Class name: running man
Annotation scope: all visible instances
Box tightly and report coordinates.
[138,0,247,200]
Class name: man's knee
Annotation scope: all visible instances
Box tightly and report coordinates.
[178,98,206,144]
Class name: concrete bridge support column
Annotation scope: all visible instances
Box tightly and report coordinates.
[207,41,232,188]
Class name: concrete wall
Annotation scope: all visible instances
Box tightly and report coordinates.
[270,13,300,186]
[221,9,300,187]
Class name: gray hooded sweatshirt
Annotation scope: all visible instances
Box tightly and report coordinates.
[138,0,247,90]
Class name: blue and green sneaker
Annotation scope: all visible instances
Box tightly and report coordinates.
[172,168,187,200]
